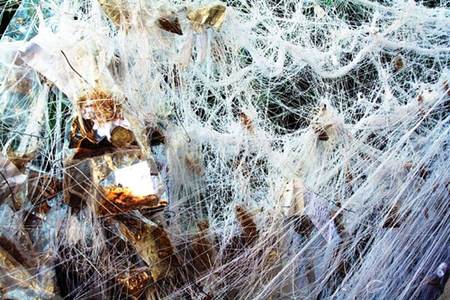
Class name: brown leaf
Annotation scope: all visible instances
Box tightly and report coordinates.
[119,222,178,282]
[78,89,123,124]
[6,151,34,172]
[235,205,258,245]
[332,209,346,237]
[382,202,409,228]
[69,117,97,147]
[293,214,314,236]
[392,55,405,72]
[157,16,183,35]
[444,80,450,97]
[239,112,254,133]
[147,127,165,146]
[117,269,151,297]
[190,220,216,274]
[185,153,204,176]
[314,126,329,141]
[99,186,166,215]
[187,4,226,32]
[27,171,62,204]
[0,236,35,269]
[221,207,260,264]
[111,126,135,148]
[0,155,26,209]
[0,245,48,296]
[99,0,130,27]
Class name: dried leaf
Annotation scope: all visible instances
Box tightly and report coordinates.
[69,117,97,147]
[235,205,258,245]
[190,220,216,274]
[382,202,408,228]
[311,104,335,141]
[4,72,33,94]
[185,153,204,176]
[117,269,152,297]
[187,4,226,32]
[99,0,130,27]
[392,55,405,72]
[157,15,183,35]
[444,80,450,97]
[0,244,54,298]
[78,89,122,124]
[27,171,62,204]
[293,215,314,236]
[332,209,346,236]
[6,150,34,172]
[314,126,329,141]
[178,35,193,66]
[99,186,166,215]
[0,155,26,187]
[239,112,254,133]
[119,223,178,282]
[147,127,165,146]
[0,155,26,209]
[419,262,449,300]
[111,126,135,148]
[0,236,35,270]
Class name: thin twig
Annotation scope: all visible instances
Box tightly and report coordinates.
[60,50,90,85]
[0,170,18,210]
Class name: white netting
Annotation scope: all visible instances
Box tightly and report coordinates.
[0,0,449,299]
